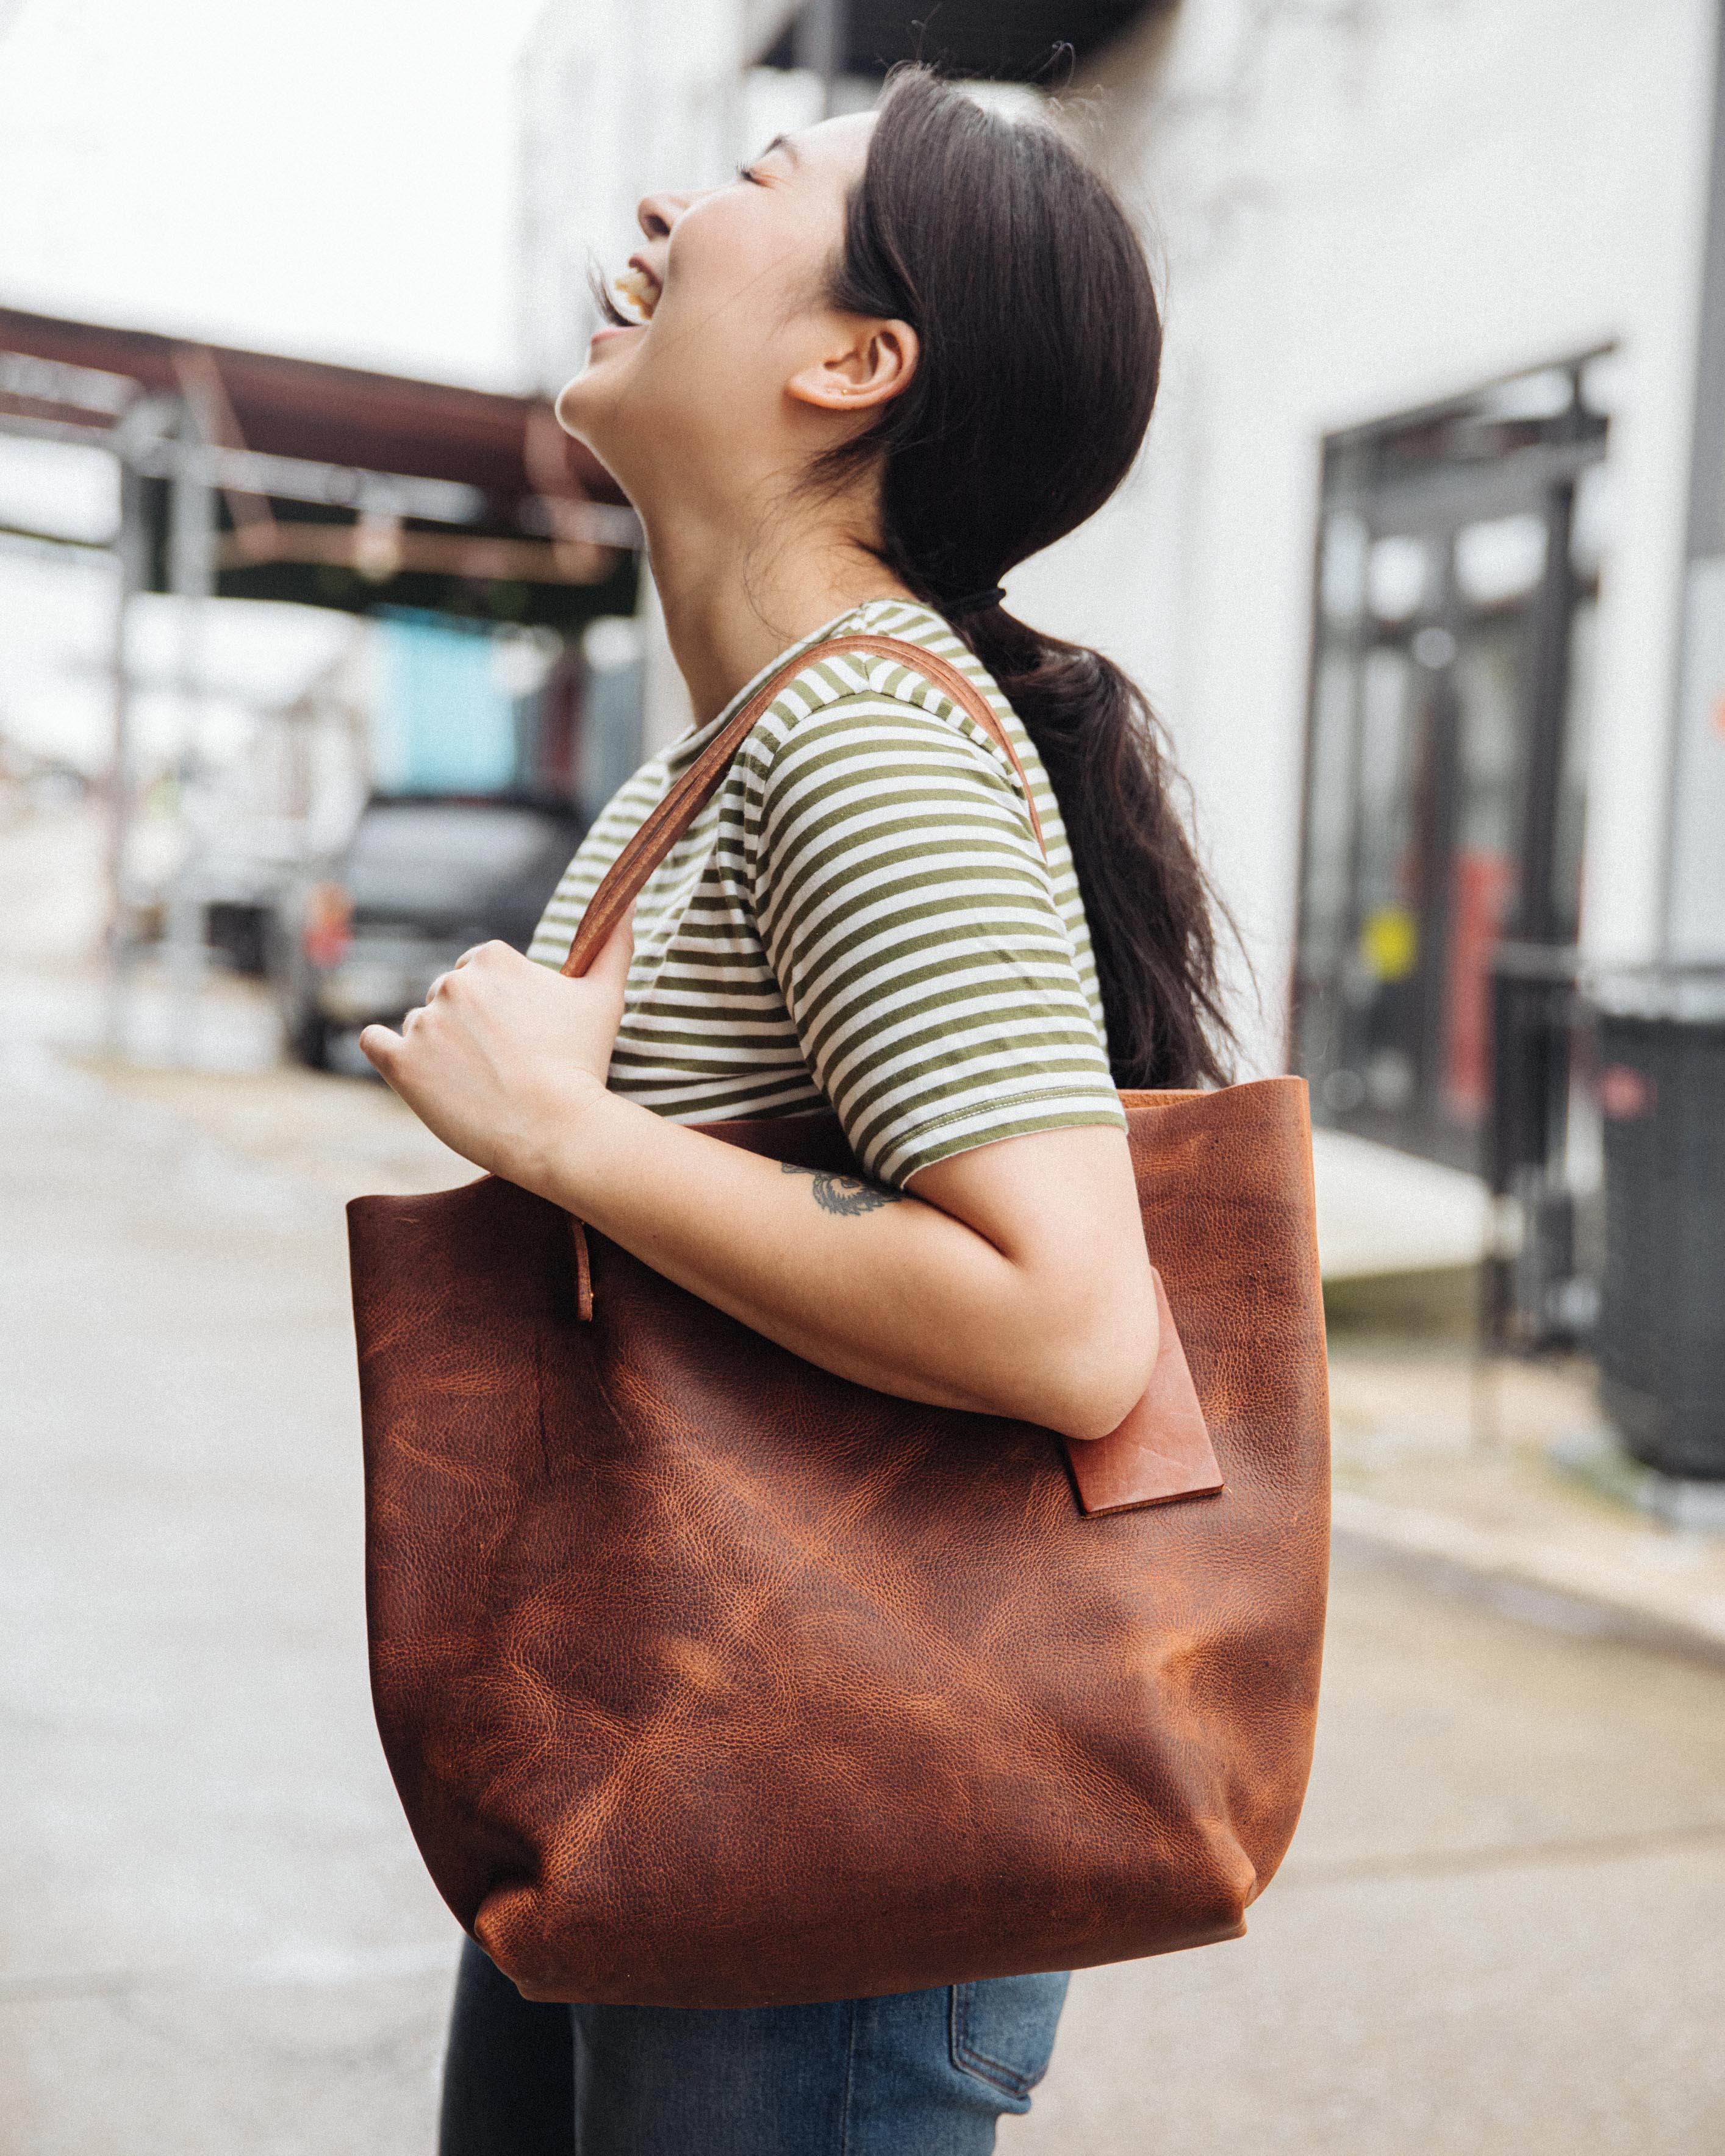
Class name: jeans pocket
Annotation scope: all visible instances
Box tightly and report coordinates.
[947,1973,1071,2099]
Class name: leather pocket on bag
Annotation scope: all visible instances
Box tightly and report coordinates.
[948,1974,1071,2097]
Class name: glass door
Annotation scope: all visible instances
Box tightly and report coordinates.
[1293,362,1608,1170]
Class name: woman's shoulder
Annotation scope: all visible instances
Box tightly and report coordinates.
[737,678,1020,840]
[739,614,1017,783]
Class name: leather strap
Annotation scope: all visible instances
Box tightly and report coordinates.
[561,632,1047,978]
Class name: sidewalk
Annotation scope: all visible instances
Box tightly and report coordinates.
[1310,1108,1725,1666]
[1327,1335,1725,1665]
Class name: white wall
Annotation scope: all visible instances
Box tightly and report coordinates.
[1008,0,1716,1072]
[518,0,750,396]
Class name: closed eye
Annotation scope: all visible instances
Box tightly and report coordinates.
[736,162,765,185]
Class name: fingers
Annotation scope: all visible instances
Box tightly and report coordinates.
[453,940,514,970]
[437,943,525,1005]
[584,904,636,996]
[358,1023,402,1073]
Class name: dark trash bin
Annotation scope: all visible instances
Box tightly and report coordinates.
[1486,942,1587,1351]
[1590,969,1725,1480]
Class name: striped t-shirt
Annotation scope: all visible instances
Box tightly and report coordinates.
[529,597,1125,1187]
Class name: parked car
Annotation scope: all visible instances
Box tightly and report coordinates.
[197,816,317,976]
[271,792,587,1069]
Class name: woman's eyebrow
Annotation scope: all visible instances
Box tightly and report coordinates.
[758,132,802,165]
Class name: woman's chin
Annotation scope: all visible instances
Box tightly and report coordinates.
[557,332,644,423]
[554,373,608,441]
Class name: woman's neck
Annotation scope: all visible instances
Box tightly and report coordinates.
[634,484,919,725]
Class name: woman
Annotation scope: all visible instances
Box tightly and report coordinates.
[364,63,1228,2156]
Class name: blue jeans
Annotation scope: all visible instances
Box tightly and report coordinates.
[439,1937,1069,2155]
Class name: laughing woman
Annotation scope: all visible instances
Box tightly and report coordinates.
[362,64,1228,2156]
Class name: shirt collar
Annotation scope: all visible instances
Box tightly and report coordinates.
[662,600,950,774]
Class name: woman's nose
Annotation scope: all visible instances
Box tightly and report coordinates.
[636,189,697,243]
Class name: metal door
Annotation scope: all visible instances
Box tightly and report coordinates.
[1293,361,1608,1169]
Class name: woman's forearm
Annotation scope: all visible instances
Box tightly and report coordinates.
[515,1081,1155,1442]
[359,937,1157,1441]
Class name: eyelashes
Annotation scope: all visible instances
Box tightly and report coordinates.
[736,163,764,185]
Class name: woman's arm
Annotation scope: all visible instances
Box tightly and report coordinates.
[361,926,1157,1443]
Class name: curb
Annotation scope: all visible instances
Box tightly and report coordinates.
[1330,1488,1725,1670]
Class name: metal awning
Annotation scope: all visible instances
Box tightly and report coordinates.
[0,306,638,629]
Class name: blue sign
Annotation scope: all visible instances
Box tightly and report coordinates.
[370,614,519,793]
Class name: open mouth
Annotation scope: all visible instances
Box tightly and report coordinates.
[612,260,661,324]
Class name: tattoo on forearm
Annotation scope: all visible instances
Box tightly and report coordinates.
[780,1160,906,1216]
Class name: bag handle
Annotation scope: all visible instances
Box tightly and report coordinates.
[561,631,1047,978]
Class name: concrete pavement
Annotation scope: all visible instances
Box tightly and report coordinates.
[1325,1342,1725,1664]
[0,1036,466,2154]
[1011,1535,1725,2154]
[4,1023,1724,2152]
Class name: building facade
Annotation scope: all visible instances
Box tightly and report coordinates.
[519,0,1721,1167]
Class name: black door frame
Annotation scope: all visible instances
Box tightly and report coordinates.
[1291,361,1608,1170]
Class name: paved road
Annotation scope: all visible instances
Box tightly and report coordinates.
[4,1036,1723,2155]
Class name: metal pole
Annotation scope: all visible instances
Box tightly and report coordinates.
[102,459,148,1061]
[164,396,217,1065]
[1665,0,1725,962]
[794,0,844,118]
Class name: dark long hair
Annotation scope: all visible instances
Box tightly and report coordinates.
[819,67,1232,1089]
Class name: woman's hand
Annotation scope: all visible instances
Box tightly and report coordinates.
[358,912,634,1184]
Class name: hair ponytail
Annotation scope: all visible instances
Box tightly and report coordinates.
[817,66,1233,1089]
[965,610,1230,1089]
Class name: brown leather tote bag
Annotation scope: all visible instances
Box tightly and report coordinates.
[348,633,1330,2008]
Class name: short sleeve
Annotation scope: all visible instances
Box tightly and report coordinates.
[740,686,1127,1187]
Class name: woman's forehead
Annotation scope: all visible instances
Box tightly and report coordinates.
[773,109,874,181]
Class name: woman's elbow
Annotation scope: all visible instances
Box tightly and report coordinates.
[1025,1288,1161,1444]
[1051,1355,1157,1444]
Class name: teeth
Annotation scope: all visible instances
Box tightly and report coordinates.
[614,267,656,321]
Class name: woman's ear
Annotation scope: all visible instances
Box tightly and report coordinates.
[787,320,919,415]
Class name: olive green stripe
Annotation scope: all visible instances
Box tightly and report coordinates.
[797,972,1098,1078]
[614,1026,801,1055]
[756,817,1048,940]
[794,963,1094,1080]
[761,853,1054,961]
[773,919,1083,1034]
[852,1069,1125,1165]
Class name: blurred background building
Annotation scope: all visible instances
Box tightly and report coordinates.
[518,0,1725,1374]
[0,306,648,1059]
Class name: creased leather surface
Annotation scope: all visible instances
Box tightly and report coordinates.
[348,1077,1330,2007]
